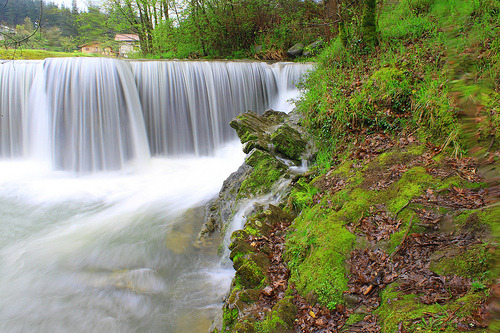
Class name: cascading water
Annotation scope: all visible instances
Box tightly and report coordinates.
[0,61,39,157]
[131,61,278,155]
[0,58,311,332]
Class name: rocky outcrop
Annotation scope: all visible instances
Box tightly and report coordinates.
[201,110,316,332]
[199,109,315,240]
[217,205,296,333]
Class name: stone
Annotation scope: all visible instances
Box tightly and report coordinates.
[271,124,307,161]
[303,39,323,57]
[234,253,269,288]
[265,296,298,332]
[287,43,304,57]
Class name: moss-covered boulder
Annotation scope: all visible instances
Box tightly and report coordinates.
[239,149,287,197]
[234,252,269,288]
[258,296,297,332]
[271,123,307,161]
[229,110,286,146]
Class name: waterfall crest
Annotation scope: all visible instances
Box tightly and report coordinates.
[0,58,312,172]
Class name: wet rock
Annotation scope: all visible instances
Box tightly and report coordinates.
[232,321,256,333]
[243,139,268,154]
[234,252,269,288]
[271,123,307,161]
[199,163,252,239]
[245,149,286,169]
[229,111,272,144]
[287,43,304,57]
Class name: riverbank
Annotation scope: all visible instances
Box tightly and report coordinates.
[206,1,499,330]
[207,109,497,332]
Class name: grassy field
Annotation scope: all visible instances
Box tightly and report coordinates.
[0,48,99,60]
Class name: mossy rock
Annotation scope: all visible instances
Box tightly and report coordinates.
[230,111,286,145]
[229,240,254,261]
[239,149,287,197]
[243,139,269,154]
[234,253,269,289]
[245,149,286,169]
[231,320,255,333]
[229,112,267,144]
[271,124,307,161]
[429,242,495,280]
[257,296,297,332]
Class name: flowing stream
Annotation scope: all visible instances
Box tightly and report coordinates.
[0,58,311,332]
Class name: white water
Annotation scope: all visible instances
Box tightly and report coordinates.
[0,58,312,332]
[0,143,245,332]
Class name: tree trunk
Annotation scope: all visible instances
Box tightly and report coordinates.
[361,0,378,48]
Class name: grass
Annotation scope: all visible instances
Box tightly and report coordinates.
[298,0,499,156]
[0,48,99,60]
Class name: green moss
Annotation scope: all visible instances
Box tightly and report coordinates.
[234,254,268,289]
[256,296,297,332]
[406,144,426,156]
[430,243,495,280]
[222,307,239,331]
[437,176,487,191]
[380,152,402,168]
[270,124,307,160]
[377,282,491,332]
[387,166,433,212]
[377,282,443,332]
[345,313,366,326]
[286,204,355,309]
[239,153,286,198]
[329,160,356,178]
[287,177,318,213]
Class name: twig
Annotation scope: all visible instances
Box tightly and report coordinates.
[395,200,411,220]
[390,213,414,259]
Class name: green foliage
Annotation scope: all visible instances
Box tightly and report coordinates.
[299,0,500,157]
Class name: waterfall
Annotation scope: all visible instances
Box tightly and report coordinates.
[0,58,312,332]
[131,61,277,156]
[0,58,312,172]
[0,61,39,157]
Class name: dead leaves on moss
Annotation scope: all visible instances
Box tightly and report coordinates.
[413,186,486,209]
[346,206,403,241]
[292,293,348,333]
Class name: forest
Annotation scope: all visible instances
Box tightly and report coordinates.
[1,0,341,58]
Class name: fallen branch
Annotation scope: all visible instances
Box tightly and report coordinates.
[390,212,414,260]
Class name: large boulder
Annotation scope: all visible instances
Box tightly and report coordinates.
[271,123,307,161]
[287,42,304,57]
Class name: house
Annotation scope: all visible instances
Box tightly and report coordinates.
[79,42,113,56]
[0,25,14,41]
[114,34,140,58]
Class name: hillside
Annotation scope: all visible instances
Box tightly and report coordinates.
[210,0,499,332]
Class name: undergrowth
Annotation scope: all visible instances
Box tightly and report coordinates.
[298,0,499,156]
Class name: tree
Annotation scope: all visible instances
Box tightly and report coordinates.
[361,0,378,48]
